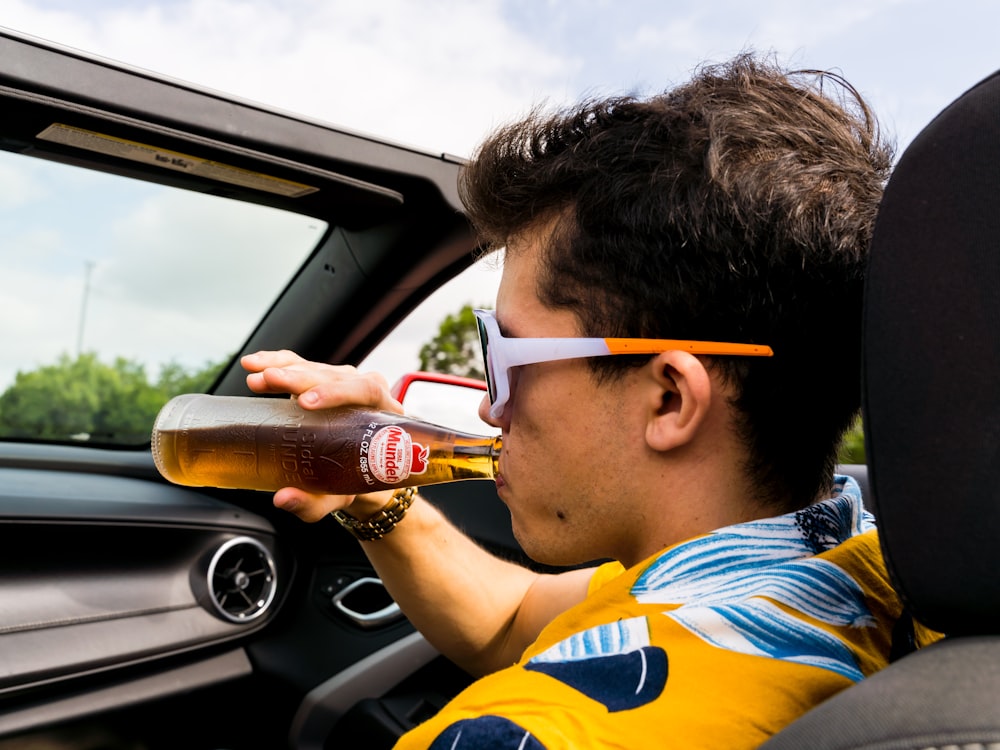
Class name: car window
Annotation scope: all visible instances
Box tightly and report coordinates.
[0,149,327,446]
[360,257,501,434]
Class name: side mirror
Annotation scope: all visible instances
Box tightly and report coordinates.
[390,372,494,435]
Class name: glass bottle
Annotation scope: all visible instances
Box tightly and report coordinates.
[151,394,500,495]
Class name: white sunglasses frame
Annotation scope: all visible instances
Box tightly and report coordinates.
[473,309,773,419]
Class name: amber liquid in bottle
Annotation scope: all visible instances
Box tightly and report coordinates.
[151,394,501,495]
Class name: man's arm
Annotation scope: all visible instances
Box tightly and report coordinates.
[347,489,594,675]
[240,350,593,676]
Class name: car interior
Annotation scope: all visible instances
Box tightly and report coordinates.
[1,26,995,750]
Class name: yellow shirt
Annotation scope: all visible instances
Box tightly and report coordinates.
[395,477,931,749]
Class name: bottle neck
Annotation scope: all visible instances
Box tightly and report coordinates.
[490,435,502,478]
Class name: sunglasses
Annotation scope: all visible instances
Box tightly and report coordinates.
[473,308,773,418]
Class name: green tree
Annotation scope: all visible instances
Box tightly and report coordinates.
[0,353,227,443]
[418,303,488,379]
[157,358,226,396]
[837,417,866,464]
[0,353,157,441]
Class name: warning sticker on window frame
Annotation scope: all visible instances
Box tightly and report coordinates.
[37,123,319,198]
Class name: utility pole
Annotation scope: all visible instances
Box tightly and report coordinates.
[76,260,94,358]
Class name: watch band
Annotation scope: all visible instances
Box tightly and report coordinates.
[331,486,417,541]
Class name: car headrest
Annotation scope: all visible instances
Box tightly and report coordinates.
[863,69,1000,636]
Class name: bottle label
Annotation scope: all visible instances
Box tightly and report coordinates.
[369,425,428,484]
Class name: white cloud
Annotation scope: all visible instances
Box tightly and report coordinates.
[1,0,575,157]
[101,189,321,316]
[0,158,47,209]
[65,189,323,376]
[5,0,996,156]
[0,265,83,387]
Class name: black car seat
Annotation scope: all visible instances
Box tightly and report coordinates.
[760,67,1000,748]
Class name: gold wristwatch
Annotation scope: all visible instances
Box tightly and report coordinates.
[331,486,417,541]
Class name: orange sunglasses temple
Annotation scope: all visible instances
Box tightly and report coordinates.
[604,338,774,357]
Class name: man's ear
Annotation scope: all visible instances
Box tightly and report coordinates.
[644,351,713,452]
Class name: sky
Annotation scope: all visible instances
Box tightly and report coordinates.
[5,0,997,160]
[2,0,998,394]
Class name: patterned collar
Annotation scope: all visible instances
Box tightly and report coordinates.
[632,475,871,599]
[528,476,879,683]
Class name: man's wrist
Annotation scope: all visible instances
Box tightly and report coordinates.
[331,487,417,541]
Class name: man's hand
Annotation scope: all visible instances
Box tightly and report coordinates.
[241,349,403,413]
[240,349,400,523]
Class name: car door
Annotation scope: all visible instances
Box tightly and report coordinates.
[0,28,519,750]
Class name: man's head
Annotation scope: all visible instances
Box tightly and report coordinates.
[460,53,892,513]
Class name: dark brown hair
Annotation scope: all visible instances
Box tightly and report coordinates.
[459,53,893,510]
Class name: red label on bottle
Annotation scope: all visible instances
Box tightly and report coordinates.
[369,425,428,484]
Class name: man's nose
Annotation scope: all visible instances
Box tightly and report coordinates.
[478,392,498,425]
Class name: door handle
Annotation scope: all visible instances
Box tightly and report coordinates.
[331,576,403,629]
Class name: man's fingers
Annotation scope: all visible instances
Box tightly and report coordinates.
[273,487,350,524]
[241,349,307,373]
[242,351,402,413]
[298,372,402,413]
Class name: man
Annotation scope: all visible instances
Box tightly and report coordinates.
[242,54,922,748]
